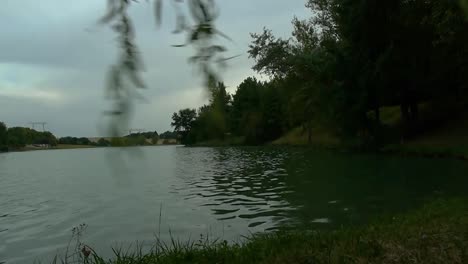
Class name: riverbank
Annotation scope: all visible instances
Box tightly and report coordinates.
[192,128,468,161]
[67,198,467,264]
[2,144,183,153]
[273,106,468,161]
[7,144,99,152]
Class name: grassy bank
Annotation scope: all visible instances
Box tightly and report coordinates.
[62,198,467,264]
[272,126,339,147]
[271,105,468,160]
[381,114,468,158]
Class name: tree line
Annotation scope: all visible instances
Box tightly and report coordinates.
[0,122,58,151]
[172,0,468,147]
[0,121,179,152]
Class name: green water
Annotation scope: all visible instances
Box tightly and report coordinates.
[1,146,467,263]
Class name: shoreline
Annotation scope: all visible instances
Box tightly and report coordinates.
[1,144,182,154]
[4,141,468,162]
[54,198,468,264]
[4,144,100,153]
[189,140,468,162]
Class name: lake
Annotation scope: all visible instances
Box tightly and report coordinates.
[1,146,467,263]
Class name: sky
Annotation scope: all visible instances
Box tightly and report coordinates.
[0,1,310,137]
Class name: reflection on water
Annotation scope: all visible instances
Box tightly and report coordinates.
[0,146,467,263]
[173,147,293,231]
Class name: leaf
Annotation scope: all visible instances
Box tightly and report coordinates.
[190,29,200,42]
[106,66,122,98]
[172,14,187,34]
[154,0,163,27]
[215,29,232,41]
[126,69,146,89]
[216,54,241,62]
[210,45,227,52]
[99,0,117,25]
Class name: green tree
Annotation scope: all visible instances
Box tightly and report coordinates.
[248,0,468,145]
[260,83,284,142]
[7,127,27,148]
[0,122,7,151]
[97,138,111,147]
[171,108,197,143]
[159,131,178,139]
[110,137,126,147]
[230,77,263,136]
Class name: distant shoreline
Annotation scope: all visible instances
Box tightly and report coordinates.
[4,144,99,153]
[2,144,181,153]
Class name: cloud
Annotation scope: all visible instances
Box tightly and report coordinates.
[0,0,310,136]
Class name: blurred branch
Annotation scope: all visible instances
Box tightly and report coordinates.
[100,0,234,137]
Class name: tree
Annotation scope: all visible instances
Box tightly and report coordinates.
[261,83,284,142]
[0,122,7,151]
[230,77,263,136]
[169,0,468,147]
[159,131,178,139]
[208,82,232,139]
[7,127,27,148]
[110,137,124,147]
[97,138,111,147]
[248,0,468,145]
[171,108,197,143]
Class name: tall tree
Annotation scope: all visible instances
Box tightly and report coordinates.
[0,122,7,150]
[171,108,197,143]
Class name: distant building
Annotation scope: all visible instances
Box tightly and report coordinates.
[27,144,51,149]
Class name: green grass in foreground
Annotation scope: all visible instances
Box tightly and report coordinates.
[58,198,468,264]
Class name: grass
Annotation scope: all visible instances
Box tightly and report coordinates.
[57,198,468,264]
[381,105,468,158]
[272,126,339,147]
[272,103,468,160]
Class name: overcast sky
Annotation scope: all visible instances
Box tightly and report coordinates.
[0,1,309,137]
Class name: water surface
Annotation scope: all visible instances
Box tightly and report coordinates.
[1,146,467,263]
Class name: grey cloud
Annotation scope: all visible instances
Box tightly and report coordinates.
[0,0,310,136]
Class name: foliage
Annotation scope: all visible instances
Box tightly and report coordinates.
[97,138,112,147]
[248,0,468,146]
[59,137,92,146]
[161,0,468,148]
[5,126,58,149]
[110,137,127,147]
[171,108,197,143]
[159,131,178,140]
[0,122,7,151]
[125,131,159,145]
[170,78,289,145]
[101,0,233,138]
[168,0,468,148]
[55,198,468,263]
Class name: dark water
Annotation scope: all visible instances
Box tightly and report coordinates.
[1,146,467,263]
